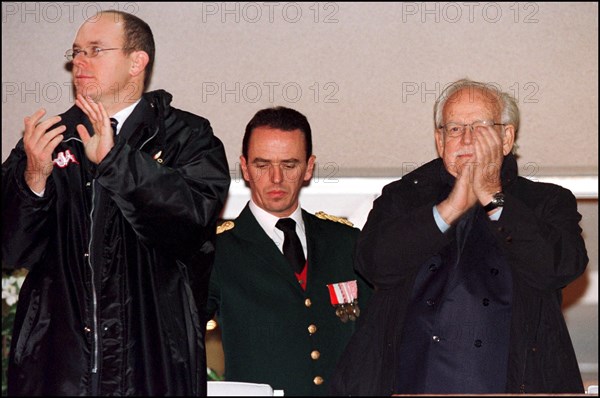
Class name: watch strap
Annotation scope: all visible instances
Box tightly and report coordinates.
[484,192,504,212]
[483,200,500,212]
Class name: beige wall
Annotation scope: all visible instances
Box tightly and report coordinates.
[2,2,598,176]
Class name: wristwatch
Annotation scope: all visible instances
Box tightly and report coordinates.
[483,192,505,212]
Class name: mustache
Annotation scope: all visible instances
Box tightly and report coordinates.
[450,148,474,159]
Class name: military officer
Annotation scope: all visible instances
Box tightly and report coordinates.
[206,106,372,396]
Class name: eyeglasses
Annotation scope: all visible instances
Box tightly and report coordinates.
[439,120,505,138]
[64,47,122,61]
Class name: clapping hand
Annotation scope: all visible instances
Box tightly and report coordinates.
[23,108,66,192]
[75,94,115,164]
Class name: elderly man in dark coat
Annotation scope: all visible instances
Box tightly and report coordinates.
[331,78,588,395]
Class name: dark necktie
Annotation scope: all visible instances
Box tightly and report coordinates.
[275,218,306,274]
[110,118,118,135]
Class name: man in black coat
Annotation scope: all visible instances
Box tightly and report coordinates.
[330,78,588,395]
[2,11,230,395]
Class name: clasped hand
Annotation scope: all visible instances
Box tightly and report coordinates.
[439,126,505,224]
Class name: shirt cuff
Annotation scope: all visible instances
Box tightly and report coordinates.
[31,188,45,197]
[488,208,503,221]
[433,205,450,233]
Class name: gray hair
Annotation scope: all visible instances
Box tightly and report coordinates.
[433,78,520,136]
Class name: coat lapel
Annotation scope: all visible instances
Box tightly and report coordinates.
[303,210,331,293]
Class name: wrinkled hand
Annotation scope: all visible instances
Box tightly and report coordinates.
[23,108,66,192]
[437,125,505,223]
[75,94,114,164]
[437,162,478,225]
[471,124,504,205]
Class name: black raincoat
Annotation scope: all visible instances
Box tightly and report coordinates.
[2,89,231,395]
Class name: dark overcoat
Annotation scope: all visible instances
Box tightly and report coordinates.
[331,155,588,395]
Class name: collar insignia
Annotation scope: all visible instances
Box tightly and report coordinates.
[217,220,235,234]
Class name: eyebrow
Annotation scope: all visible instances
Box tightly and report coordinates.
[72,40,105,48]
[252,158,300,164]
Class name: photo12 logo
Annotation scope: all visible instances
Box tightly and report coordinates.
[3,81,74,104]
[200,2,340,23]
[201,81,340,104]
[2,2,140,24]
[401,81,540,104]
[229,161,340,183]
[400,161,540,181]
[2,81,143,104]
[400,2,540,24]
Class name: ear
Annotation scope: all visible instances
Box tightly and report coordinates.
[304,155,316,182]
[240,155,251,182]
[502,124,516,156]
[435,129,445,157]
[129,50,149,78]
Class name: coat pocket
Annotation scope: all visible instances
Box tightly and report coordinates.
[13,290,50,364]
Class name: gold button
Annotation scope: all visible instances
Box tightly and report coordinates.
[305,298,312,307]
[308,324,317,334]
[311,350,320,360]
[313,376,324,385]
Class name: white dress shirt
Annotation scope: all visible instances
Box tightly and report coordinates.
[248,199,308,259]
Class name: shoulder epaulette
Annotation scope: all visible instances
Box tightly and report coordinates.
[216,220,235,234]
[314,211,354,227]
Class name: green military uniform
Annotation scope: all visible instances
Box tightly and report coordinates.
[206,204,372,396]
